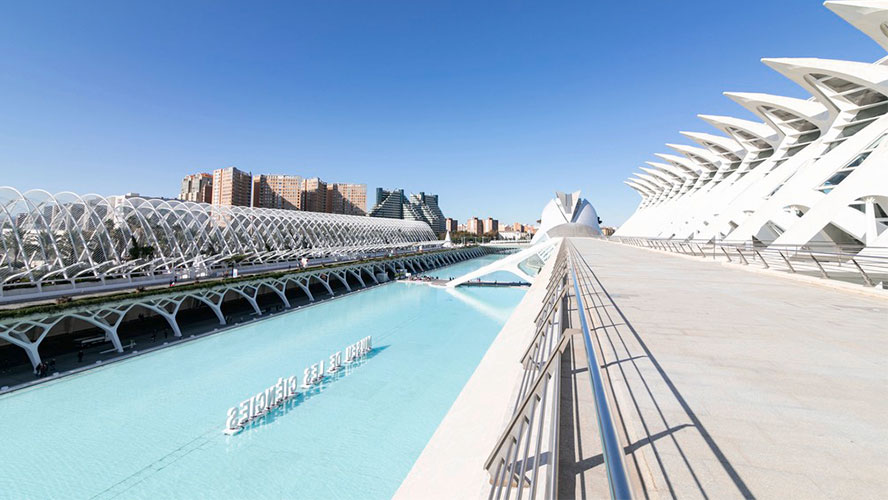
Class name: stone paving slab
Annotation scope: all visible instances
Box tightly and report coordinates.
[571,238,888,499]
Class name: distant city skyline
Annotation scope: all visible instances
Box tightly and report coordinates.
[3,2,882,226]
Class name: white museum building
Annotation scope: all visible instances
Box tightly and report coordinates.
[616,1,888,256]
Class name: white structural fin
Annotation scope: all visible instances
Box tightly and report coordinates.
[615,1,888,257]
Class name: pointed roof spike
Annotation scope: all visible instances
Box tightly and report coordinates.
[824,1,888,51]
[697,114,780,149]
[654,153,701,174]
[679,131,742,153]
[645,161,693,179]
[723,91,832,133]
[665,143,721,169]
[723,91,827,120]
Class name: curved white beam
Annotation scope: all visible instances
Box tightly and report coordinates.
[825,1,888,51]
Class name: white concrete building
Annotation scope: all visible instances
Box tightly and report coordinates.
[616,1,888,255]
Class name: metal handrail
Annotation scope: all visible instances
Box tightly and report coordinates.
[484,241,633,499]
[609,236,888,289]
[484,244,569,499]
[567,243,633,500]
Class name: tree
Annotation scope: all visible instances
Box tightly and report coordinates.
[127,236,156,261]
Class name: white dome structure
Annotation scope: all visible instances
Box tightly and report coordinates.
[532,190,602,243]
[447,190,600,287]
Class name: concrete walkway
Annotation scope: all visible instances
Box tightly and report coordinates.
[396,237,887,499]
[570,238,887,499]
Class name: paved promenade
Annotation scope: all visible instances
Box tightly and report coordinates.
[571,238,887,498]
[398,237,887,498]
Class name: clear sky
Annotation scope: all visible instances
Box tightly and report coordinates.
[1,1,884,226]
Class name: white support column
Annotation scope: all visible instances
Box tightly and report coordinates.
[94,310,126,353]
[268,282,291,309]
[865,197,878,246]
[143,300,185,338]
[190,293,226,325]
[295,278,315,301]
[0,329,43,370]
[318,276,334,296]
[333,272,351,291]
[367,267,380,284]
[105,324,124,353]
[163,312,183,337]
[230,287,262,315]
[347,269,366,288]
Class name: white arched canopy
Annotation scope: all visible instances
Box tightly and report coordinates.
[0,187,437,288]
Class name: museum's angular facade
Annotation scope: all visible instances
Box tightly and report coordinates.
[616,1,888,255]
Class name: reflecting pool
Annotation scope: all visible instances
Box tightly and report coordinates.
[0,254,524,499]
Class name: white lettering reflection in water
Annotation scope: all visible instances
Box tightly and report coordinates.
[224,335,372,435]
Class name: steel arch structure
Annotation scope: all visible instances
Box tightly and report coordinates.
[0,246,485,371]
[0,187,437,294]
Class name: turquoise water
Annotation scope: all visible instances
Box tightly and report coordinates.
[0,254,523,499]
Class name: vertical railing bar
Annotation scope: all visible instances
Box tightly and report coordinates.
[777,250,795,272]
[851,258,874,287]
[516,396,540,500]
[513,351,535,414]
[753,249,769,269]
[488,458,504,500]
[494,439,515,500]
[810,253,829,279]
[528,372,550,500]
[504,419,527,499]
[546,351,562,500]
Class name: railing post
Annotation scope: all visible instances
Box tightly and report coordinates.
[721,247,733,262]
[850,258,874,287]
[753,250,769,269]
[809,253,829,279]
[735,248,748,265]
[777,250,795,273]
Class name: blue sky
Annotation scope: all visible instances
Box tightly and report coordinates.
[0,1,884,226]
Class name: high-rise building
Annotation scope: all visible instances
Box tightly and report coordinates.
[253,174,302,210]
[301,177,328,213]
[466,217,483,235]
[369,188,405,219]
[179,173,213,203]
[445,218,458,232]
[326,183,367,216]
[212,167,253,207]
[484,217,499,234]
[408,192,445,233]
[369,188,446,232]
[200,167,365,214]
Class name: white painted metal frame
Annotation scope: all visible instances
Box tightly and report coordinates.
[0,187,437,296]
